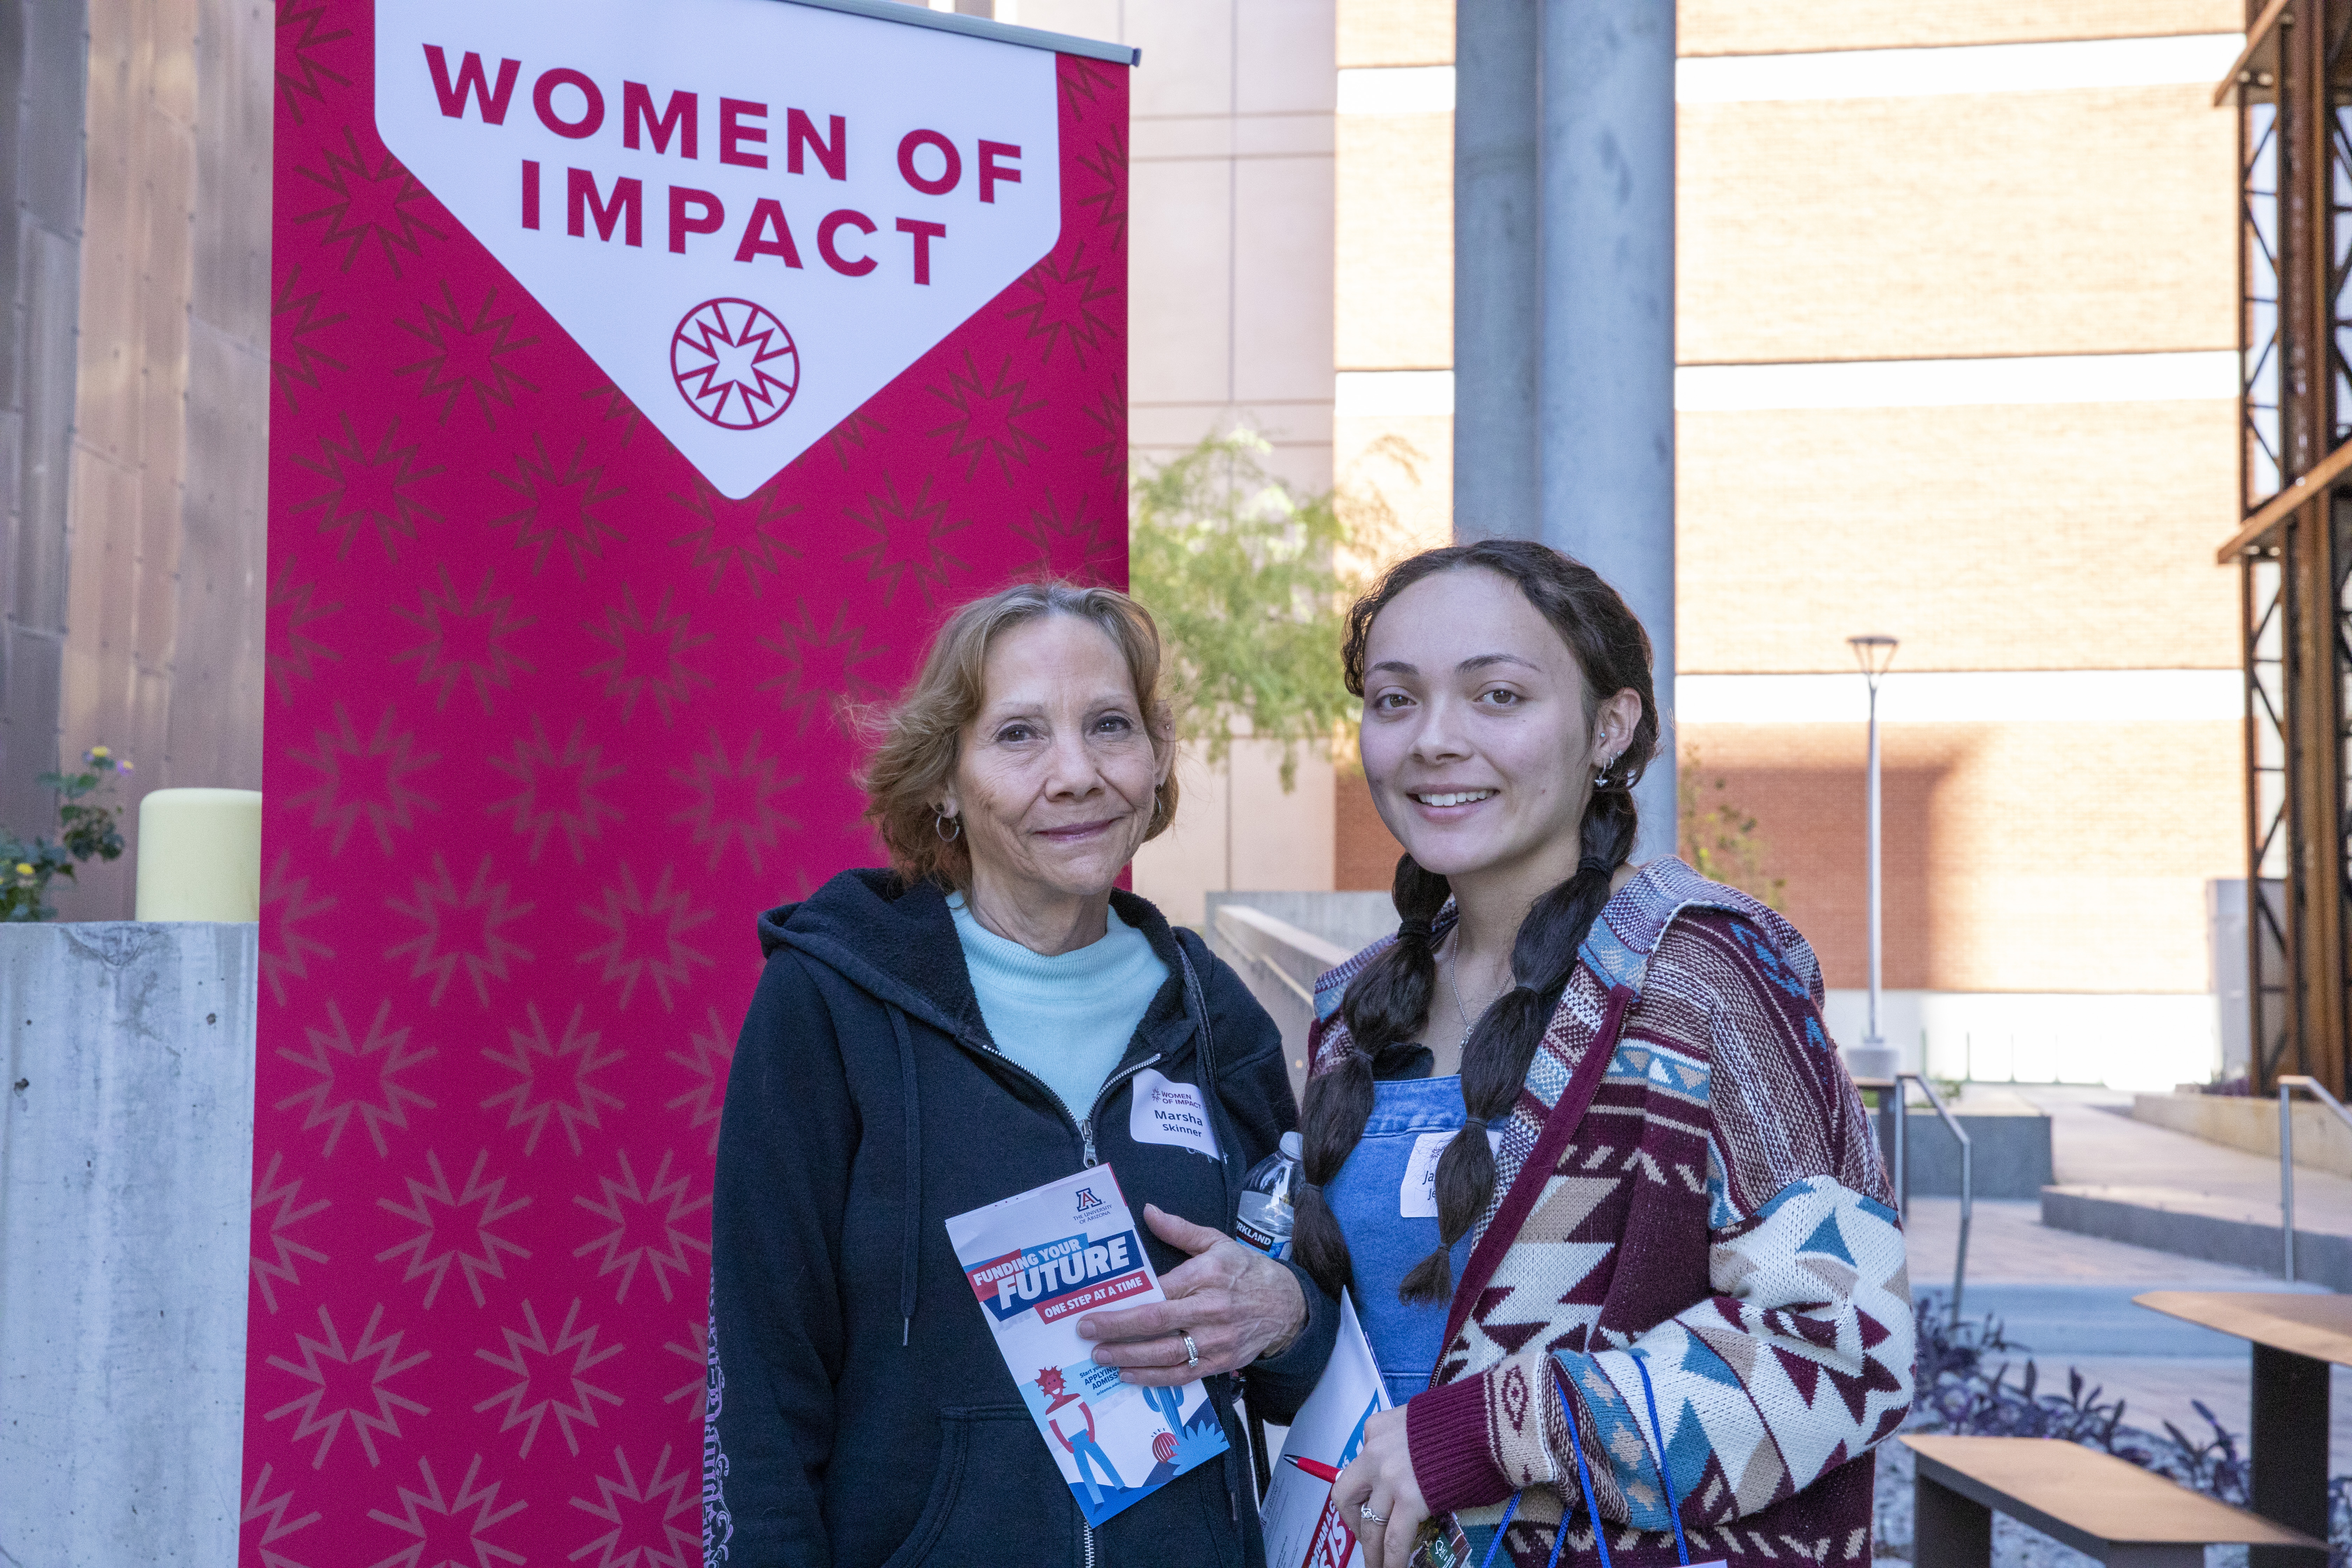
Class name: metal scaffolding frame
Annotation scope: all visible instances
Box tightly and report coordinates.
[2219,0,2352,1099]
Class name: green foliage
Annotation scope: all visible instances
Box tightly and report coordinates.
[1128,430,1388,789]
[1,746,131,922]
[1678,745,1785,910]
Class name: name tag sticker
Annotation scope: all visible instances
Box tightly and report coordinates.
[1128,1068,1222,1160]
[1399,1127,1504,1219]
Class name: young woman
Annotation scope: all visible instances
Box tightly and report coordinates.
[1298,541,1912,1568]
[706,582,1336,1568]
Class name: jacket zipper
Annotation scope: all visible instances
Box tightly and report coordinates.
[970,1042,1162,1170]
[1082,1521,1097,1568]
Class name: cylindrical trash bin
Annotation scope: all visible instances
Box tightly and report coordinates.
[134,788,263,920]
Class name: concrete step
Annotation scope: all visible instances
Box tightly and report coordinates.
[2040,1182,2352,1292]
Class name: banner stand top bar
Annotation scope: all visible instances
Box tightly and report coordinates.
[774,0,1141,65]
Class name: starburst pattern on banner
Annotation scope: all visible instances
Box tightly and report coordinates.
[1018,488,1118,584]
[824,407,885,469]
[261,848,339,1007]
[264,1302,432,1468]
[376,1149,533,1309]
[668,731,800,872]
[479,1002,625,1158]
[365,1454,528,1568]
[1082,379,1127,480]
[484,718,626,864]
[252,1150,333,1316]
[243,1461,323,1568]
[275,999,437,1159]
[664,1006,735,1158]
[273,0,353,124]
[756,599,884,736]
[288,705,439,856]
[493,436,624,577]
[294,125,444,275]
[582,381,645,447]
[849,473,969,607]
[573,1148,710,1306]
[294,413,441,562]
[385,852,536,1008]
[567,1443,700,1568]
[473,1298,624,1459]
[272,263,349,411]
[583,586,713,726]
[660,1318,708,1415]
[395,280,539,427]
[1073,114,1130,251]
[577,864,715,1013]
[925,352,1044,482]
[267,560,342,706]
[1005,241,1116,368]
[389,565,536,712]
[666,476,803,593]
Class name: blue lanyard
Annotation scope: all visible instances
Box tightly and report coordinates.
[1470,1356,1688,1568]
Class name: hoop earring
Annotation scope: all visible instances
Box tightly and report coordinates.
[934,812,961,843]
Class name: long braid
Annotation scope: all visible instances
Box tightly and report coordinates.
[1293,854,1450,1299]
[1312,538,1662,1309]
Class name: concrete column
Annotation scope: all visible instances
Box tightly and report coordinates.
[0,921,258,1565]
[1452,0,1540,541]
[1458,0,1677,856]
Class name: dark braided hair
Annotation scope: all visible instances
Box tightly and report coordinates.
[1290,541,1661,1306]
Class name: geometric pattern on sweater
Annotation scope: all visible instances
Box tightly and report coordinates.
[1310,859,1912,1568]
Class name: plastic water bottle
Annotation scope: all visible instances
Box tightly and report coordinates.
[1236,1131,1302,1259]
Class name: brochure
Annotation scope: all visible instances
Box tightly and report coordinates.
[1260,1291,1389,1568]
[945,1165,1231,1528]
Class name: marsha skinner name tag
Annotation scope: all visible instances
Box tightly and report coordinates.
[1128,1068,1222,1160]
[375,0,1061,498]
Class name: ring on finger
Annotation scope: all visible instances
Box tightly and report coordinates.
[1359,1502,1388,1525]
[1181,1332,1200,1368]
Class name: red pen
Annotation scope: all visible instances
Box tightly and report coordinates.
[1285,1455,1342,1483]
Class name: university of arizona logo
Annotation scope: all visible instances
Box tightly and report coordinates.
[1074,1187,1105,1214]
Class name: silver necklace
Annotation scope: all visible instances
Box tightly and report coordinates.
[1446,942,1507,1045]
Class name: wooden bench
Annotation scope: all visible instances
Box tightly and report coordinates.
[1900,1436,2329,1568]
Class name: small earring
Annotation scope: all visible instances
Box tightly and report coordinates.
[934,812,961,843]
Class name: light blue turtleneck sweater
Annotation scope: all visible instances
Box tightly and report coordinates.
[948,893,1171,1123]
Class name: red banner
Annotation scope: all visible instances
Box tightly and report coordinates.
[252,1,1128,1558]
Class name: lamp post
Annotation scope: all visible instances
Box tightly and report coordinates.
[1847,635,1899,1080]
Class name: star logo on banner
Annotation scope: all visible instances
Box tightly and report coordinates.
[261,848,338,1007]
[271,263,348,412]
[668,730,800,872]
[263,1302,430,1468]
[491,435,623,578]
[365,1454,527,1568]
[572,1147,710,1306]
[479,1002,624,1158]
[756,600,883,737]
[374,1149,532,1309]
[251,1150,331,1315]
[286,702,439,857]
[660,1318,709,1417]
[665,1005,736,1157]
[473,1298,624,1459]
[568,1443,699,1568]
[583,586,713,727]
[388,564,535,713]
[266,561,342,707]
[394,280,538,429]
[671,298,799,430]
[925,352,1043,483]
[274,999,436,1160]
[294,413,441,563]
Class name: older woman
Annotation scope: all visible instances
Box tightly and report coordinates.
[706,581,1339,1568]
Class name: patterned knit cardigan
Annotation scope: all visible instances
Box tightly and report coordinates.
[1307,859,1913,1568]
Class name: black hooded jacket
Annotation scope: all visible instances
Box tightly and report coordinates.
[706,869,1340,1568]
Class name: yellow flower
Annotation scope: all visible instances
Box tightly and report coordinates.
[88,746,108,760]
[13,863,31,876]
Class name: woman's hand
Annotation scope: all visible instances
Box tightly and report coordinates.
[1333,1406,1430,1568]
[1075,1203,1307,1381]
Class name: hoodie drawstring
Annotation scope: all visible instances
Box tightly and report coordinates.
[892,1006,921,1347]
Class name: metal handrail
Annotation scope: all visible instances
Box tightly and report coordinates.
[1889,1073,1973,1318]
[2277,1074,2352,1282]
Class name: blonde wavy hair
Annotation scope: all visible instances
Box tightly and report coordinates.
[859,581,1180,889]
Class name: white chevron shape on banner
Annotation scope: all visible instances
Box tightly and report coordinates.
[376,0,1062,498]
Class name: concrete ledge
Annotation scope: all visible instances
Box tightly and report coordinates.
[1878,1106,2053,1199]
[2040,1183,2352,1293]
[0,922,258,1565]
[1911,1281,2326,1357]
[2132,1091,2352,1179]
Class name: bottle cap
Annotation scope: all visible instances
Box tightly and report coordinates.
[1279,1130,1301,1161]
